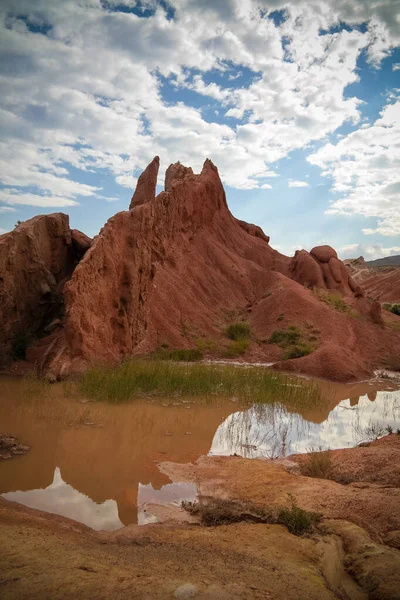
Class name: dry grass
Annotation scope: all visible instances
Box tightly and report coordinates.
[182,493,321,536]
[300,448,333,479]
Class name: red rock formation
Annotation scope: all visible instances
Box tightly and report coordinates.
[39,157,400,382]
[0,215,90,365]
[290,245,354,296]
[129,156,160,209]
[310,245,338,263]
[2,158,398,382]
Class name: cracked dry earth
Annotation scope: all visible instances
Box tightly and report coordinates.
[1,436,400,599]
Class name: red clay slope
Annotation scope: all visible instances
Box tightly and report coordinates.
[348,262,400,303]
[44,158,399,382]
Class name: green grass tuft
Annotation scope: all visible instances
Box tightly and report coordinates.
[268,326,301,346]
[282,344,314,360]
[78,360,321,405]
[268,326,316,360]
[300,448,333,479]
[278,493,321,536]
[225,322,251,341]
[223,340,249,358]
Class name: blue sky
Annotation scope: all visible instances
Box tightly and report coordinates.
[0,0,399,260]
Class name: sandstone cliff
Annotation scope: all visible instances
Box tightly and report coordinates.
[1,158,399,381]
[0,215,90,365]
[43,158,398,381]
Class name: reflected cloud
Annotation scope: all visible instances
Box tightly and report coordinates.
[2,467,123,531]
[211,390,400,458]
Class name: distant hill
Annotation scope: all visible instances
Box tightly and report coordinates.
[365,255,400,267]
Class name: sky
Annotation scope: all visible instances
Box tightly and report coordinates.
[0,0,399,260]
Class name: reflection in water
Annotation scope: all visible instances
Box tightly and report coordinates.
[2,467,123,531]
[0,375,399,531]
[137,482,197,525]
[211,391,400,458]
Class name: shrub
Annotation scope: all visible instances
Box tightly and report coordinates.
[223,340,249,358]
[225,322,251,341]
[301,448,332,479]
[268,326,301,347]
[282,343,314,360]
[11,332,30,360]
[315,289,349,313]
[383,303,400,316]
[278,493,321,536]
[195,338,216,352]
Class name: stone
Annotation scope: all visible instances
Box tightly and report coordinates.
[310,245,338,263]
[290,250,325,289]
[174,583,199,598]
[328,257,342,284]
[129,156,159,209]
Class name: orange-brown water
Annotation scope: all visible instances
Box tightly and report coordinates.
[0,374,399,530]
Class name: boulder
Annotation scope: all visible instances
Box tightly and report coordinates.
[290,250,325,288]
[310,245,338,263]
[328,257,342,284]
[129,156,159,209]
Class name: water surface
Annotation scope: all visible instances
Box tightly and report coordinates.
[0,375,398,530]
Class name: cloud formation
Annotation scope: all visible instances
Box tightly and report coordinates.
[0,0,398,249]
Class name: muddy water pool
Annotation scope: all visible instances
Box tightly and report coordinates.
[0,374,399,530]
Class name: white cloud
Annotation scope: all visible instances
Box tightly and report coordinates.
[0,0,398,204]
[0,206,17,212]
[0,188,78,208]
[288,180,309,187]
[308,98,400,236]
[260,183,272,189]
[393,63,400,71]
[339,243,400,260]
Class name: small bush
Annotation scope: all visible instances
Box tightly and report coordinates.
[182,497,274,527]
[383,303,400,316]
[268,326,301,347]
[223,340,249,358]
[278,493,321,536]
[301,448,332,479]
[153,348,203,362]
[195,338,216,352]
[315,289,349,313]
[225,322,251,341]
[11,332,30,360]
[282,343,314,360]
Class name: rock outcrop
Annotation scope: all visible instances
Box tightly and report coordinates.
[290,245,354,296]
[0,215,90,365]
[129,156,159,209]
[346,258,400,303]
[2,157,399,381]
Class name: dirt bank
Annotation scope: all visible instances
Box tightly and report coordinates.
[1,436,399,599]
